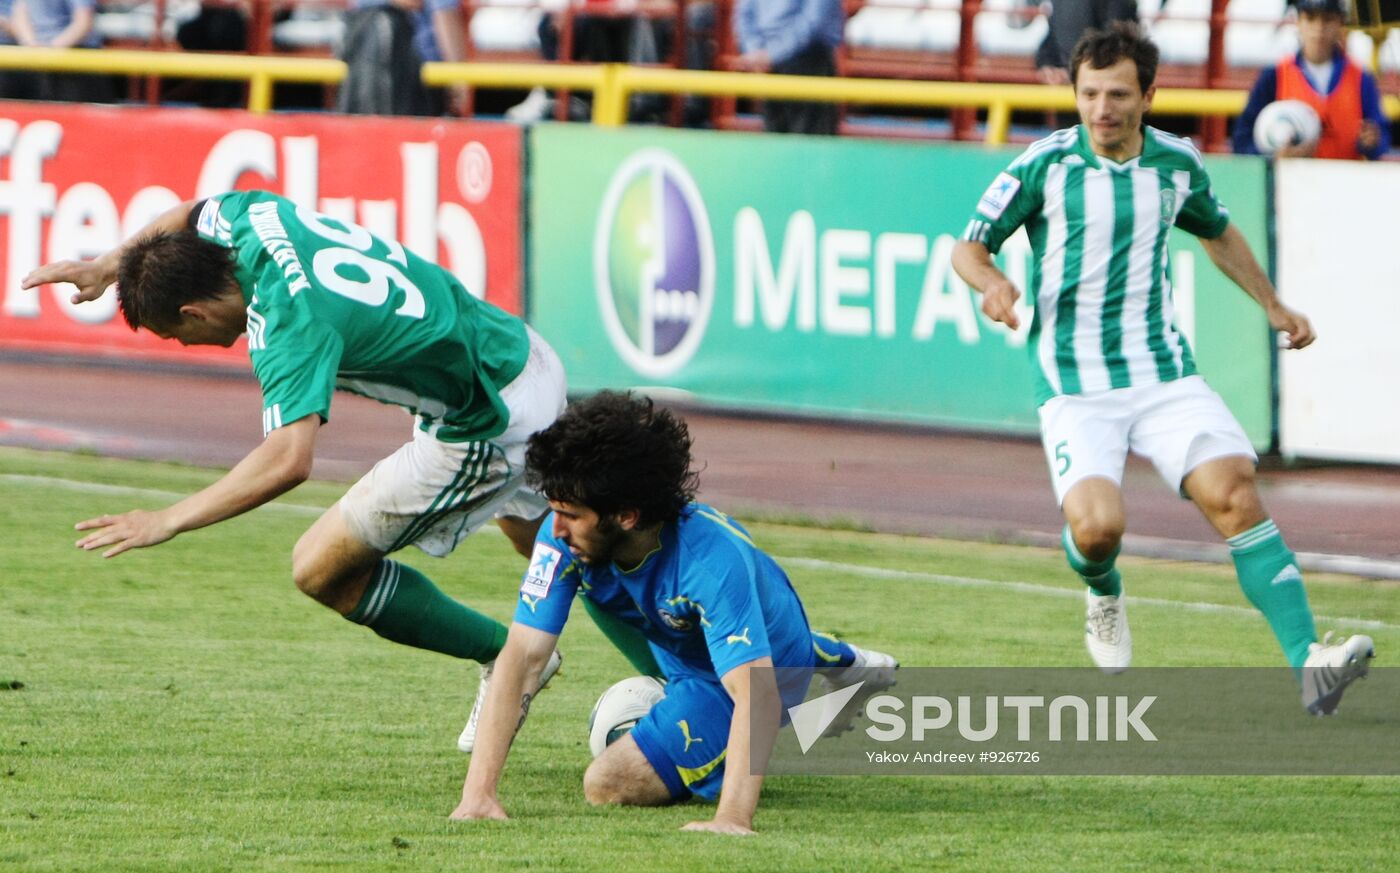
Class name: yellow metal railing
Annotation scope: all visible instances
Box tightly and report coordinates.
[0,47,345,113]
[3,49,1396,142]
[426,61,1400,143]
[425,61,1254,144]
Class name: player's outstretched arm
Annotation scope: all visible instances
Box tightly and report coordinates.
[952,240,1022,330]
[75,414,318,558]
[452,623,560,822]
[1198,224,1316,350]
[21,200,202,305]
[682,656,779,836]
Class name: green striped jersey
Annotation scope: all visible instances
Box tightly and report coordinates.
[962,125,1230,406]
[195,190,530,442]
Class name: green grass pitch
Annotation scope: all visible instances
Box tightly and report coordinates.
[1,446,1397,871]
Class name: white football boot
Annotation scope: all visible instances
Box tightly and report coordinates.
[1085,588,1132,674]
[458,648,563,752]
[816,645,899,737]
[1301,632,1375,716]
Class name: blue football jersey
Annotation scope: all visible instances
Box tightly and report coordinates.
[513,504,814,681]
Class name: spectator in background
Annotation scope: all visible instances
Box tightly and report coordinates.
[11,0,112,102]
[733,0,844,135]
[0,0,27,98]
[1232,0,1388,160]
[338,0,468,116]
[175,0,251,107]
[507,0,684,124]
[1035,0,1138,84]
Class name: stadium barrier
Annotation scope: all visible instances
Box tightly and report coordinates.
[0,103,523,366]
[2,49,1395,143]
[0,46,345,114]
[525,125,1274,445]
[423,62,1262,145]
[1275,159,1400,465]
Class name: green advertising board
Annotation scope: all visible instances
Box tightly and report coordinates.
[529,124,1271,446]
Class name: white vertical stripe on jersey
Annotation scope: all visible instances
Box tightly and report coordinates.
[1072,168,1116,394]
[1035,164,1069,396]
[246,307,266,351]
[1122,166,1167,386]
[1160,168,1196,372]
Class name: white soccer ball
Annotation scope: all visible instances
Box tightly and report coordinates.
[1252,100,1322,155]
[587,676,665,758]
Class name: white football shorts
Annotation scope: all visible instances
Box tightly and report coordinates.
[1037,375,1257,505]
[339,326,568,557]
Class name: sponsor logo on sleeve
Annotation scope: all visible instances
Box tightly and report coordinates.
[195,198,223,237]
[977,173,1021,221]
[521,543,562,598]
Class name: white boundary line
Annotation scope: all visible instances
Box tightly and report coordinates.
[775,556,1400,633]
[0,474,328,516]
[6,473,1397,633]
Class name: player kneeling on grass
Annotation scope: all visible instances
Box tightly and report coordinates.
[451,391,897,835]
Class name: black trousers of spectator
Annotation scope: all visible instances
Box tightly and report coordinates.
[764,44,837,136]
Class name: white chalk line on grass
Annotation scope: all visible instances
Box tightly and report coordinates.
[0,473,328,517]
[776,556,1399,633]
[7,473,1397,633]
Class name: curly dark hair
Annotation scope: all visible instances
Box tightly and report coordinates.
[1070,21,1159,95]
[116,230,238,332]
[526,391,700,527]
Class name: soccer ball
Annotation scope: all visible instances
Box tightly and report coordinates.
[1252,100,1322,155]
[587,676,665,758]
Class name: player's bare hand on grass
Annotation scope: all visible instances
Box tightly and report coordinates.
[75,509,178,558]
[22,256,117,305]
[980,279,1022,330]
[1266,303,1315,350]
[681,819,756,836]
[449,796,508,822]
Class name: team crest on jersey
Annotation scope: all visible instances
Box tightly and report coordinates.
[1159,189,1178,223]
[521,544,562,598]
[656,607,693,631]
[977,172,1021,220]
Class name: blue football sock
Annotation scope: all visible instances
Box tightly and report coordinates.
[812,631,857,670]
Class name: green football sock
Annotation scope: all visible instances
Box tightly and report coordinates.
[1062,525,1122,597]
[346,559,507,663]
[583,595,664,679]
[1228,519,1316,672]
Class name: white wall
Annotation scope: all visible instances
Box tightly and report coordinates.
[1276,159,1400,463]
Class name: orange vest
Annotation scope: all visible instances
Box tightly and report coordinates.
[1276,55,1365,160]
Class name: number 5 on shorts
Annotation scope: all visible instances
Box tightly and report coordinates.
[1054,440,1071,476]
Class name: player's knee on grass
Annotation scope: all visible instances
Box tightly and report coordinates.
[582,735,673,807]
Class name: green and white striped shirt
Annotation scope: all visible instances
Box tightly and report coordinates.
[963,125,1230,405]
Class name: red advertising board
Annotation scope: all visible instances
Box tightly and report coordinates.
[0,103,523,367]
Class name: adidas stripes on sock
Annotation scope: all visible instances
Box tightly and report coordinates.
[346,559,507,663]
[1228,519,1316,672]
